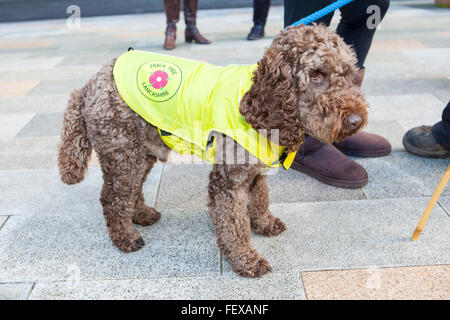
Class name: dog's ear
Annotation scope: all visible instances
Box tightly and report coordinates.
[240,28,305,152]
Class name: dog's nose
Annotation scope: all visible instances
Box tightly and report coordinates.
[346,114,362,129]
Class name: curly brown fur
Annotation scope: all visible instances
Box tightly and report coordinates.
[240,24,367,151]
[58,25,368,275]
[58,89,92,184]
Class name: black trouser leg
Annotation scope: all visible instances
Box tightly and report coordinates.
[284,0,334,28]
[432,101,450,151]
[338,0,390,68]
[283,0,390,68]
[253,0,271,26]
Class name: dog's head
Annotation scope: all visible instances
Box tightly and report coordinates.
[240,24,368,152]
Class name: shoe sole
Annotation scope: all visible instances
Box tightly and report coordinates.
[291,161,368,189]
[338,147,392,158]
[402,135,450,159]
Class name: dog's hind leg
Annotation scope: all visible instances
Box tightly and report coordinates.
[132,155,161,226]
[98,149,148,253]
[208,164,272,277]
[247,174,286,236]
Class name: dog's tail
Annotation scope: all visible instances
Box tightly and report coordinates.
[58,88,92,185]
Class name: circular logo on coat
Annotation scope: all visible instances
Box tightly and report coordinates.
[137,61,182,102]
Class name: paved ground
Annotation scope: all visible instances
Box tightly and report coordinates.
[0,1,449,300]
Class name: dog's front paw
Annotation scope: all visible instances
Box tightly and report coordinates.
[231,251,272,278]
[111,230,146,253]
[251,217,286,236]
[133,206,161,226]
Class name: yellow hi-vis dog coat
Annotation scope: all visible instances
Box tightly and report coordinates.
[113,49,296,169]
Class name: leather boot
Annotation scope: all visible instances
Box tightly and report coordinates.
[163,0,180,50]
[291,136,368,189]
[164,22,177,50]
[184,0,211,44]
[247,24,265,40]
[334,67,392,157]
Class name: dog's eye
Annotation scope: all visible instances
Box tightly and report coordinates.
[310,72,324,83]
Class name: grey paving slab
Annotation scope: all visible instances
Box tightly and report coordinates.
[266,169,366,204]
[396,119,444,132]
[0,113,35,140]
[366,94,444,122]
[30,273,305,300]
[365,60,450,81]
[145,163,164,207]
[359,152,450,199]
[410,33,450,49]
[156,163,211,209]
[16,112,62,138]
[0,283,33,300]
[58,54,116,67]
[0,56,63,72]
[0,202,219,283]
[0,137,59,170]
[364,50,413,63]
[0,94,69,114]
[222,198,450,274]
[432,90,450,104]
[363,120,407,152]
[0,166,162,215]
[156,164,366,210]
[0,66,100,82]
[28,79,88,96]
[362,78,450,97]
[402,48,450,68]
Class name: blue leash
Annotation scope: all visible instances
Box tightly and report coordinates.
[288,0,355,28]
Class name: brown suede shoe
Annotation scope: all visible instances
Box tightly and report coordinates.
[291,136,368,188]
[334,132,392,157]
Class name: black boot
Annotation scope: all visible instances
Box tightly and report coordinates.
[247,24,265,40]
[403,126,450,158]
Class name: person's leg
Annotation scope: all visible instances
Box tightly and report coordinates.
[254,0,271,26]
[338,0,390,68]
[333,0,391,157]
[285,0,391,188]
[283,0,333,28]
[163,0,180,50]
[183,0,211,44]
[248,0,271,40]
[432,101,450,151]
[403,101,450,158]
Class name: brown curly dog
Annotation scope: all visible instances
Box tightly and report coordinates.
[58,25,368,277]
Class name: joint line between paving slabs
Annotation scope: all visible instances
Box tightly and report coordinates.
[0,216,10,231]
[437,201,449,218]
[359,188,368,200]
[219,250,223,275]
[153,163,165,209]
[26,283,36,300]
[299,273,309,300]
